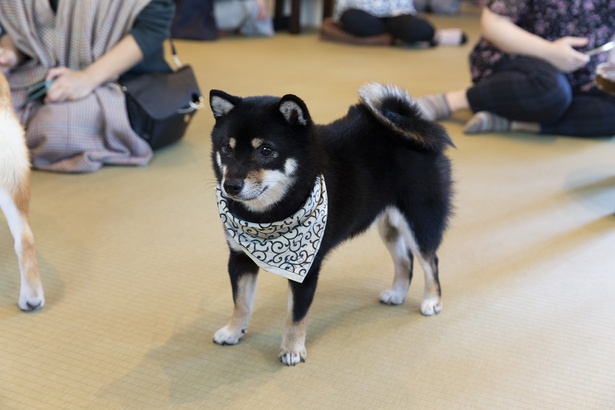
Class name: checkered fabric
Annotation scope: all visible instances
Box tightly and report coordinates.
[0,0,153,172]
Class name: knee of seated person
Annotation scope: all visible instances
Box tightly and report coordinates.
[521,69,573,122]
[409,22,435,42]
[541,75,573,122]
[339,10,385,37]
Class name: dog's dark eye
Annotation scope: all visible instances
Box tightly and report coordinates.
[259,146,274,157]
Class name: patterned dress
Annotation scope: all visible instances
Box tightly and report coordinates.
[334,0,417,20]
[469,0,615,91]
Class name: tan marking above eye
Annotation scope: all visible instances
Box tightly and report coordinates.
[229,138,236,149]
[251,138,264,149]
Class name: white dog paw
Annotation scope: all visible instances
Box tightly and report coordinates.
[213,325,245,345]
[278,346,306,366]
[18,290,45,312]
[379,289,406,305]
[420,298,442,316]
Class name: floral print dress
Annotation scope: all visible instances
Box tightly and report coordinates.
[334,0,417,21]
[469,0,615,91]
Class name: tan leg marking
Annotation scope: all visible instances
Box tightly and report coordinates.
[279,286,308,366]
[1,75,44,311]
[379,207,442,315]
[1,183,44,311]
[213,274,257,345]
[378,211,412,305]
[418,255,442,316]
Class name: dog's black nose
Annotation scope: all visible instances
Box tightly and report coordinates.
[223,179,244,195]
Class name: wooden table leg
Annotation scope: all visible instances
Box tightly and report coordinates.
[276,0,332,34]
[322,0,334,19]
[289,0,301,34]
[274,0,285,19]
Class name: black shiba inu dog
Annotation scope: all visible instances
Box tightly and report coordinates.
[209,83,453,366]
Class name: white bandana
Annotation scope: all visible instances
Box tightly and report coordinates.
[216,176,328,283]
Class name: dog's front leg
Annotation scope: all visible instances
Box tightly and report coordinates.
[0,186,44,311]
[213,250,258,345]
[279,267,320,366]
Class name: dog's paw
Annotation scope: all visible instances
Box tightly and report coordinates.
[213,325,245,345]
[379,289,406,305]
[420,298,442,316]
[18,290,45,312]
[278,345,306,366]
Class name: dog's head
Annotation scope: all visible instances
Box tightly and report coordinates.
[209,90,316,214]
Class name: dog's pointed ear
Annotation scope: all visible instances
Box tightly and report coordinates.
[210,90,240,118]
[278,94,311,127]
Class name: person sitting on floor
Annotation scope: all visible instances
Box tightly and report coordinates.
[214,0,274,37]
[0,0,175,173]
[333,0,467,47]
[415,0,615,138]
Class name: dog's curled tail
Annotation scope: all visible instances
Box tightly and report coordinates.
[358,82,455,150]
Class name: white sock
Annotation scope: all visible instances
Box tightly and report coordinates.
[435,29,467,46]
[463,112,511,134]
[416,93,451,121]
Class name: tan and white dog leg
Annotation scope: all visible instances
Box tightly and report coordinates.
[1,71,44,311]
[279,285,308,366]
[417,254,442,316]
[0,186,44,311]
[213,274,258,345]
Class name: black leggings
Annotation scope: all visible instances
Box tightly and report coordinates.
[339,9,435,44]
[467,57,615,137]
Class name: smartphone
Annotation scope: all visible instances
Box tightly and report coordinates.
[27,79,54,102]
[586,41,615,56]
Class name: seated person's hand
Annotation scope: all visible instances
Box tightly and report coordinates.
[548,37,591,73]
[0,47,18,74]
[44,67,98,103]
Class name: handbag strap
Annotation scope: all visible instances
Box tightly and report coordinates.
[167,36,205,114]
[169,37,183,69]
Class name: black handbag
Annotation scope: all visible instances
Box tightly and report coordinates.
[120,42,203,150]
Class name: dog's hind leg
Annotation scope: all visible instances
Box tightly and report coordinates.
[411,250,441,316]
[279,267,320,366]
[379,207,442,315]
[377,209,413,305]
[0,185,44,311]
[213,250,259,345]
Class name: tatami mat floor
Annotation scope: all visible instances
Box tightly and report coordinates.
[2,5,615,409]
